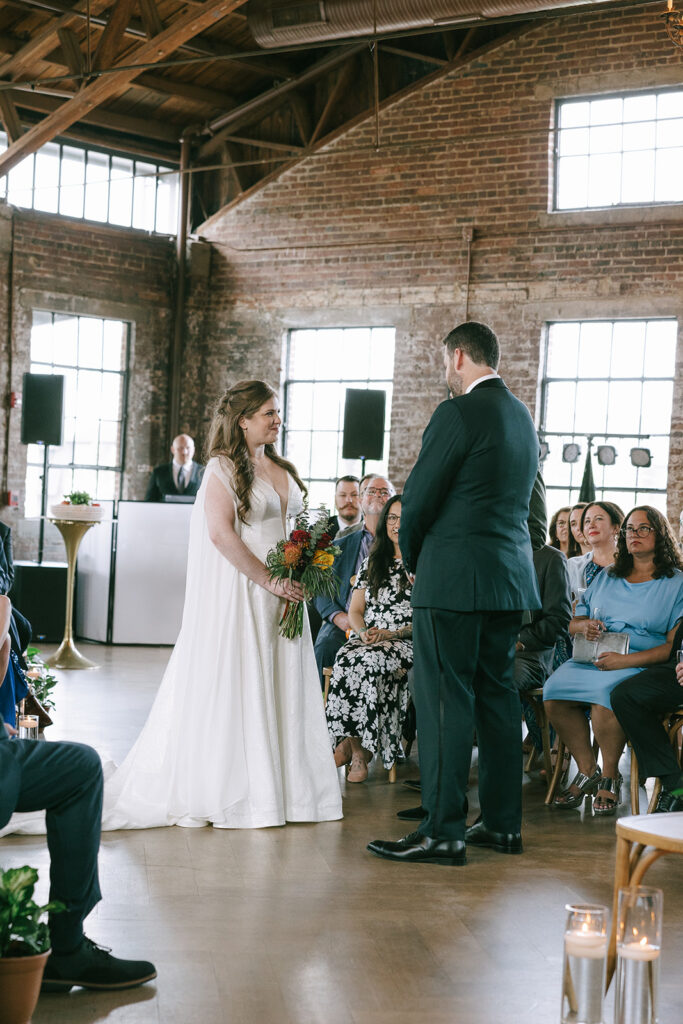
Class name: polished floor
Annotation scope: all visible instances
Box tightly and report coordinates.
[2,643,683,1024]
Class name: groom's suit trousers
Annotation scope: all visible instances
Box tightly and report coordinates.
[6,735,103,952]
[413,607,524,842]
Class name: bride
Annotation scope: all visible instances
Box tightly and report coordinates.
[102,380,343,829]
[0,380,342,835]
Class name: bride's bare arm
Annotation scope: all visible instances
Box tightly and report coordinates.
[204,474,303,600]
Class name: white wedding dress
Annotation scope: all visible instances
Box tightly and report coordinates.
[2,458,342,835]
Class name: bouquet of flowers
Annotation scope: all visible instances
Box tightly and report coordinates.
[266,504,342,639]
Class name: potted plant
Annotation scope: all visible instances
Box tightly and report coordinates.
[0,866,63,1024]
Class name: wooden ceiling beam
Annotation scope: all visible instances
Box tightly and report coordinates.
[377,43,447,66]
[221,133,302,153]
[138,0,163,38]
[197,43,366,158]
[135,72,235,109]
[56,25,84,76]
[288,91,311,146]
[10,87,179,141]
[91,0,136,72]
[0,0,247,178]
[309,58,356,147]
[0,92,22,141]
[0,0,113,79]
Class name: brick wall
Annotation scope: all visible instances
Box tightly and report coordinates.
[195,5,683,525]
[0,206,176,559]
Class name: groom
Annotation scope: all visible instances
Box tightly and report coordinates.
[368,321,540,865]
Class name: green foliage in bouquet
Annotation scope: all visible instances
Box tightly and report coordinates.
[24,648,58,714]
[0,866,64,957]
[266,504,342,639]
[64,491,93,505]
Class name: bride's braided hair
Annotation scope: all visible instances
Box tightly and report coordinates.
[205,380,306,524]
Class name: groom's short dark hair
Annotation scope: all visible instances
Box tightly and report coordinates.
[443,321,500,369]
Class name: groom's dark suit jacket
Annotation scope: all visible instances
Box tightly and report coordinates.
[0,712,19,828]
[401,378,540,612]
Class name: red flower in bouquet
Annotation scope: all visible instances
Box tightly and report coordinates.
[291,530,311,544]
[316,533,332,549]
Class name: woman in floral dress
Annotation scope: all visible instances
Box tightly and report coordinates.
[326,495,413,782]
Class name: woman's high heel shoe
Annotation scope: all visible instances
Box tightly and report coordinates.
[347,753,369,783]
[593,774,622,816]
[334,738,352,767]
[554,768,602,810]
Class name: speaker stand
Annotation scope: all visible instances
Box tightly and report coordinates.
[37,443,50,565]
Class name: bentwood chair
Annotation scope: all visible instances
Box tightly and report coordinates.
[628,708,683,814]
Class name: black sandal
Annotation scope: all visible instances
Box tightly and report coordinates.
[593,774,622,816]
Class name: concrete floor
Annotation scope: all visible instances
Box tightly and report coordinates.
[2,642,682,1024]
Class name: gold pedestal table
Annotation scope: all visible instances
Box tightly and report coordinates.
[44,518,100,670]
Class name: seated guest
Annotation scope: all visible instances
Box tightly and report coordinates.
[145,433,203,501]
[550,507,580,559]
[545,506,683,815]
[514,544,572,754]
[314,475,395,683]
[567,501,623,601]
[0,596,28,728]
[569,502,591,556]
[326,495,413,782]
[529,469,549,552]
[611,619,683,813]
[0,520,14,595]
[329,475,362,540]
[0,711,156,991]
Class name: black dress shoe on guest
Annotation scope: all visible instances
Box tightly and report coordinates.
[396,805,427,821]
[42,937,157,992]
[653,790,683,814]
[464,820,523,855]
[367,830,466,865]
[402,778,421,792]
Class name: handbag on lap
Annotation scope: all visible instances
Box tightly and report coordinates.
[573,631,630,664]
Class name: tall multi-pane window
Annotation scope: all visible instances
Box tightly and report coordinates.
[0,133,178,233]
[282,327,395,510]
[24,312,129,516]
[554,88,683,210]
[539,319,677,515]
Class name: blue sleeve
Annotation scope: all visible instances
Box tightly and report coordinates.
[666,575,683,631]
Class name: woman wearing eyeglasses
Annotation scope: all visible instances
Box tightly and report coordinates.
[544,506,683,815]
[326,494,413,783]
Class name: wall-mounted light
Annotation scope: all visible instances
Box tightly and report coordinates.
[562,443,581,464]
[630,447,652,468]
[597,445,617,466]
[663,0,683,49]
[539,441,550,461]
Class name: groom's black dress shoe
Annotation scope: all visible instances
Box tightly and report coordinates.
[396,805,427,821]
[464,820,523,855]
[367,830,466,865]
[653,790,683,813]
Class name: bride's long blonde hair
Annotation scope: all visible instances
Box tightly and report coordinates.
[205,380,306,523]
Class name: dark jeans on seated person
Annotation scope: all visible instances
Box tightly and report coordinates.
[611,663,683,785]
[13,739,103,953]
[512,651,551,756]
[314,620,347,688]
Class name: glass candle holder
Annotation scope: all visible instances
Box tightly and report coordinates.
[561,904,608,1024]
[17,714,39,740]
[614,887,663,1024]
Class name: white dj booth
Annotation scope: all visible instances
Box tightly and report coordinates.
[75,500,193,645]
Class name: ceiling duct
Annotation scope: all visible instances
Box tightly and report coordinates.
[248,0,601,46]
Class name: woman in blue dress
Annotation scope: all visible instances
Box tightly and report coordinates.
[544,506,683,815]
[0,596,28,728]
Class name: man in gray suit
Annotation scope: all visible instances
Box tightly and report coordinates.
[368,322,540,865]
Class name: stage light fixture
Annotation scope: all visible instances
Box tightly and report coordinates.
[539,441,550,461]
[597,445,617,466]
[630,447,652,468]
[562,443,581,464]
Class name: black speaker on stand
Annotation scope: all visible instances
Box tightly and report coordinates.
[341,388,386,476]
[21,373,65,564]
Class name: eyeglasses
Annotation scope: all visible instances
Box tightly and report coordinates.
[365,488,391,497]
[386,514,401,524]
[621,525,655,538]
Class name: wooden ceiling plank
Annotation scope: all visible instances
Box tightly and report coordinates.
[135,71,234,108]
[287,91,310,146]
[0,0,247,177]
[0,92,23,140]
[0,0,113,79]
[138,0,163,38]
[56,25,83,75]
[197,43,366,158]
[92,0,137,72]
[455,26,478,60]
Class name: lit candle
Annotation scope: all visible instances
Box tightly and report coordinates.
[565,931,608,958]
[668,0,673,11]
[618,940,660,962]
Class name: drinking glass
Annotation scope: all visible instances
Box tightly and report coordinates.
[561,903,608,1024]
[614,887,662,1024]
[17,714,39,740]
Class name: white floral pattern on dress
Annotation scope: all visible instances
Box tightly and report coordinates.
[326,558,413,768]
